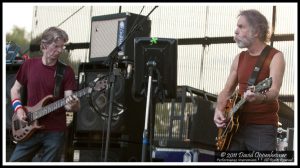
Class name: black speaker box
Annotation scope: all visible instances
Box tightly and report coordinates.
[75,63,124,133]
[75,62,146,144]
[189,97,218,150]
[89,12,151,62]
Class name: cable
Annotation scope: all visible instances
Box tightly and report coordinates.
[57,6,85,27]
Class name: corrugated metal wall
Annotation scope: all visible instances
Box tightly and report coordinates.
[31,4,295,97]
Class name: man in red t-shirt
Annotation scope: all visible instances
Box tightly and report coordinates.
[9,27,80,162]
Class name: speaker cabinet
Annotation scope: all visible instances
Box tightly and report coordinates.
[73,62,146,161]
[89,12,151,62]
[75,63,124,133]
[75,62,146,143]
[189,97,218,150]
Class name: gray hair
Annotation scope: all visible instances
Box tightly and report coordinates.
[238,9,270,42]
[40,27,69,49]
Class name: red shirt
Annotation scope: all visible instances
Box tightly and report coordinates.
[16,57,77,131]
[237,47,279,126]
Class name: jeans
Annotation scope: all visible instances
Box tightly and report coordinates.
[9,131,65,162]
[228,124,277,151]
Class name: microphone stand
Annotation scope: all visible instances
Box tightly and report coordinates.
[103,6,158,162]
[141,61,157,162]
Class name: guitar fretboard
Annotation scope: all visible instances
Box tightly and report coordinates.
[29,87,91,121]
[228,77,271,118]
[229,98,246,117]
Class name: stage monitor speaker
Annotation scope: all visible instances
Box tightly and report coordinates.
[89,12,151,62]
[189,97,218,150]
[75,62,146,144]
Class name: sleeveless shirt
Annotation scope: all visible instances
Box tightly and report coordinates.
[237,47,280,126]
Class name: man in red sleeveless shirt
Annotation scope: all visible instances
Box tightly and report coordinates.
[9,27,80,161]
[214,9,285,151]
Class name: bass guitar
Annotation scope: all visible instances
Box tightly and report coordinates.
[216,77,272,151]
[11,75,108,142]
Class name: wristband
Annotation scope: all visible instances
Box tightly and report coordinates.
[12,99,23,113]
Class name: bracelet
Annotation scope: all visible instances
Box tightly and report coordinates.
[12,99,23,113]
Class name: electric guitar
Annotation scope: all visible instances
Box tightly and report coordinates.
[11,76,108,142]
[216,77,272,151]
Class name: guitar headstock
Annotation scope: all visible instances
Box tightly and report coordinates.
[254,77,272,93]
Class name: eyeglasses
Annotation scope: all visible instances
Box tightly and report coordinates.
[49,43,66,51]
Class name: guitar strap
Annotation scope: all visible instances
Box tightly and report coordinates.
[247,45,272,86]
[54,61,66,98]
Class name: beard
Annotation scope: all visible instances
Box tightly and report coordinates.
[234,34,255,48]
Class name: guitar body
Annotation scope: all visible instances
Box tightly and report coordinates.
[11,95,54,142]
[216,93,240,151]
[216,115,239,151]
[215,77,272,151]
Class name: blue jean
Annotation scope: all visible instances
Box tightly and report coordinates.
[9,131,65,162]
[228,124,277,151]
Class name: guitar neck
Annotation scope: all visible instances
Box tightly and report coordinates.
[31,87,90,121]
[229,85,268,118]
[229,98,246,117]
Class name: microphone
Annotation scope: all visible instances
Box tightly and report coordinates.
[117,51,133,79]
[146,6,158,19]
